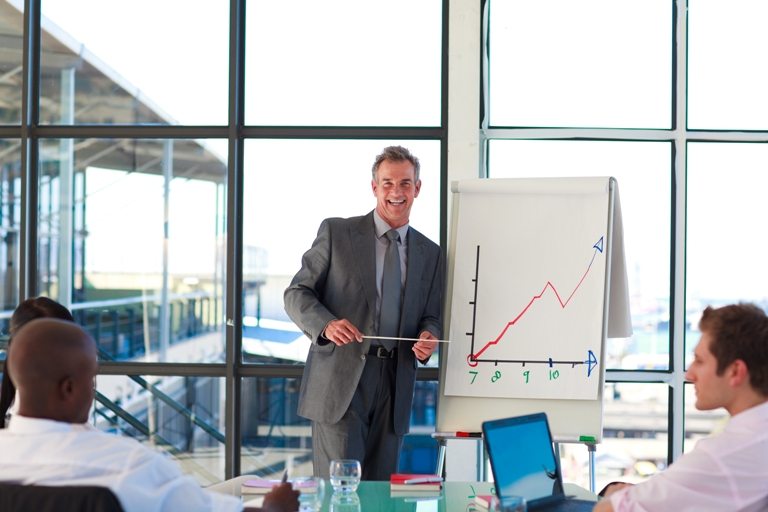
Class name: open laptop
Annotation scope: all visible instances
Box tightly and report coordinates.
[482,413,596,511]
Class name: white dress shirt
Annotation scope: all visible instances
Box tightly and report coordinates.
[0,415,242,512]
[609,400,768,512]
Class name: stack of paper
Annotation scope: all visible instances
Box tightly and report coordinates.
[389,473,443,496]
[241,479,281,495]
[241,479,317,495]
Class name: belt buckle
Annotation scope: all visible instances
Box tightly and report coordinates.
[376,346,390,359]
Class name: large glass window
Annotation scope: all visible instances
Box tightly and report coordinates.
[38,139,227,363]
[0,139,20,311]
[95,375,226,484]
[688,0,768,130]
[240,376,309,477]
[488,0,671,128]
[0,2,23,125]
[239,377,440,477]
[40,0,229,125]
[8,0,446,481]
[244,0,443,126]
[561,383,669,491]
[686,142,768,308]
[686,142,768,359]
[683,383,727,454]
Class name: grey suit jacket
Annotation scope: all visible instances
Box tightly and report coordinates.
[284,211,444,435]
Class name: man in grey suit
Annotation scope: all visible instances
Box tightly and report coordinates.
[284,146,444,480]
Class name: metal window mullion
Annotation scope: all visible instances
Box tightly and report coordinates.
[479,0,490,177]
[19,0,42,301]
[481,127,676,142]
[224,0,246,480]
[669,0,689,464]
[440,0,450,249]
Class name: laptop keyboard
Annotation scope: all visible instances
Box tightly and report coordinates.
[531,498,596,511]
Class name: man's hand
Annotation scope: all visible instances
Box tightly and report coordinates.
[593,481,632,511]
[323,319,363,345]
[247,482,300,512]
[413,331,438,360]
[600,482,631,497]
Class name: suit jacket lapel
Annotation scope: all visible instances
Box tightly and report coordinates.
[350,212,378,318]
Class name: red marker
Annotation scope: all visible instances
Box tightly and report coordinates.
[456,431,482,438]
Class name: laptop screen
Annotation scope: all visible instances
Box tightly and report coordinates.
[482,413,565,504]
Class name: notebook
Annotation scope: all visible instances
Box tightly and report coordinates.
[482,413,596,511]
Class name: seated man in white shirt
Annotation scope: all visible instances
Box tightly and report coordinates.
[0,318,299,512]
[595,303,768,512]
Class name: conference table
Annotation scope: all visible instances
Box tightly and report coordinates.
[208,476,596,511]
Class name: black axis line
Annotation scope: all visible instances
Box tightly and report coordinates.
[466,244,481,357]
[473,358,587,367]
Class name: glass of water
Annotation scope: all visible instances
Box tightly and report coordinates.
[329,459,361,493]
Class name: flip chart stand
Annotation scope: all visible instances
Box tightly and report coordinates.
[586,441,597,493]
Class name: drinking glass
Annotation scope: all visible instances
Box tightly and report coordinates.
[291,476,325,512]
[498,495,527,512]
[329,459,361,493]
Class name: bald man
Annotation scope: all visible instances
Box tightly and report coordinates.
[0,318,298,512]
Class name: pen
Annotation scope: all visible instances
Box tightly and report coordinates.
[456,431,482,438]
[281,469,288,484]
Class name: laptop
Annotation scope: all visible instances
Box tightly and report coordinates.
[482,413,596,511]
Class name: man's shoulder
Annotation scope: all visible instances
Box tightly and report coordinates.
[407,226,440,251]
[319,213,373,237]
[77,428,168,459]
[81,430,181,474]
[323,213,371,227]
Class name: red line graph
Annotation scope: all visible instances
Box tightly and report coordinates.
[470,236,604,361]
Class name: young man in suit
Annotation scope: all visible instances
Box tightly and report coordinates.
[595,303,768,511]
[284,145,444,480]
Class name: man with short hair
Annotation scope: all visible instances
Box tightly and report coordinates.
[285,145,444,479]
[595,303,768,511]
[0,318,298,512]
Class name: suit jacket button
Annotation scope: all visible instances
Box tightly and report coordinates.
[361,354,366,361]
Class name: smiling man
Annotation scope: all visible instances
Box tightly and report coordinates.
[284,146,444,480]
[595,303,768,512]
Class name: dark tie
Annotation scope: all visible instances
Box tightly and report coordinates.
[379,229,401,351]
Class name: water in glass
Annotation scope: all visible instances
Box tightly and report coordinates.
[329,459,361,493]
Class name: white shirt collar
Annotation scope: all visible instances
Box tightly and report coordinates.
[729,399,768,429]
[372,209,408,241]
[8,415,93,434]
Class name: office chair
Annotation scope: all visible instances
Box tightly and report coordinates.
[0,482,124,512]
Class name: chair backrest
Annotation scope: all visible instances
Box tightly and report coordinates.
[0,483,124,512]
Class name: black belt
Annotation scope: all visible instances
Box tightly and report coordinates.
[368,346,396,359]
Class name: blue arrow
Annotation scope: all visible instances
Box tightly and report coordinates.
[586,350,598,377]
[593,236,604,253]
